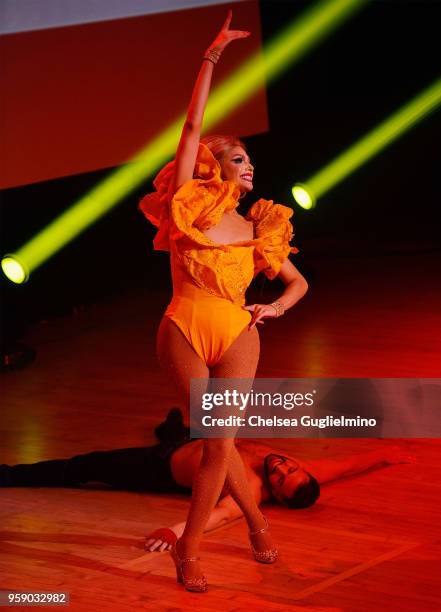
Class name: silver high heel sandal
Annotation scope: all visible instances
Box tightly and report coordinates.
[170,542,208,592]
[248,515,279,564]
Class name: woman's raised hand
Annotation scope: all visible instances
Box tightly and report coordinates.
[208,10,250,53]
[171,10,249,194]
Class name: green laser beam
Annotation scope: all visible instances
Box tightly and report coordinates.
[2,0,368,283]
[293,75,441,208]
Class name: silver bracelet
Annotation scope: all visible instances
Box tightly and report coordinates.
[270,300,285,317]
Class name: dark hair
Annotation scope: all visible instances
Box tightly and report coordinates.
[284,473,320,509]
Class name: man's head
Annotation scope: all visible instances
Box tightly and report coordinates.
[263,453,320,509]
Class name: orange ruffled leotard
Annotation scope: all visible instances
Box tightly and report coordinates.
[139,143,298,367]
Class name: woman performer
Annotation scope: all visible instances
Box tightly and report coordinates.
[139,11,308,592]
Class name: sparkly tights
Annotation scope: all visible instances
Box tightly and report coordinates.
[156,316,266,556]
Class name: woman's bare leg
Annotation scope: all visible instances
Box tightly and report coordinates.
[156,316,210,415]
[157,317,235,581]
[211,325,274,553]
[156,318,273,580]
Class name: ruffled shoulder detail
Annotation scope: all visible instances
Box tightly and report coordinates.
[138,143,240,251]
[246,199,299,279]
[138,160,175,250]
[170,149,241,245]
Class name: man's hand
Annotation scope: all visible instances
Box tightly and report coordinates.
[144,522,185,552]
[384,445,417,465]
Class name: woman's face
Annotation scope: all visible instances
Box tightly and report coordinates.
[219,146,254,193]
[264,453,311,504]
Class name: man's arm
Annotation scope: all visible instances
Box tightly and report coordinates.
[305,445,416,485]
[145,475,262,552]
[204,493,245,529]
[169,478,261,540]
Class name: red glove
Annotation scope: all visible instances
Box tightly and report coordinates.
[145,528,177,545]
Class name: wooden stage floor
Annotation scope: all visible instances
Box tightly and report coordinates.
[1,251,440,610]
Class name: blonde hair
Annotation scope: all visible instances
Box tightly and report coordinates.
[200,134,247,161]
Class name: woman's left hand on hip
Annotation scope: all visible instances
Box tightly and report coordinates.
[243,303,278,329]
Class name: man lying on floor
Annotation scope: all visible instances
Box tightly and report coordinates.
[0,408,414,551]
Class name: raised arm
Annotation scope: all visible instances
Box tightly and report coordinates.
[170,10,250,196]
